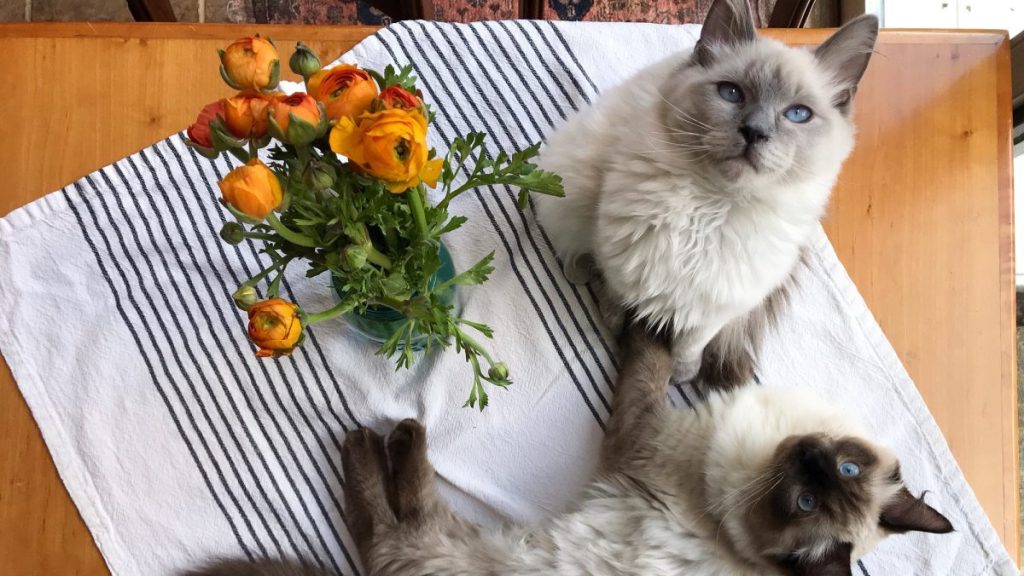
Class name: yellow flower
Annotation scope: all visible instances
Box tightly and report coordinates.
[329,108,443,194]
[247,299,302,357]
[218,159,283,220]
[308,65,378,122]
[220,36,280,91]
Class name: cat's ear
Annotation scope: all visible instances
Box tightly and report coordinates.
[781,542,853,576]
[814,14,879,111]
[694,0,757,67]
[879,487,955,534]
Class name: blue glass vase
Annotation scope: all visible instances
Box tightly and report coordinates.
[331,243,457,351]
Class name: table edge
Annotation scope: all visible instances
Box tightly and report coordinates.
[0,22,1007,46]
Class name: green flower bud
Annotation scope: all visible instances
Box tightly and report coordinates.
[487,362,509,381]
[232,285,258,310]
[219,222,245,245]
[381,273,411,298]
[344,245,368,270]
[303,161,336,191]
[289,42,322,78]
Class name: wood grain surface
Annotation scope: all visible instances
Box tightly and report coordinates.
[0,22,1016,575]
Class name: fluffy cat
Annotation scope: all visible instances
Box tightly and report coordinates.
[191,322,953,576]
[534,0,880,386]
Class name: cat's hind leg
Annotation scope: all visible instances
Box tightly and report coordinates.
[386,419,446,524]
[341,428,396,563]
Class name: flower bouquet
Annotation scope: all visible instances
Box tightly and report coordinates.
[186,37,563,408]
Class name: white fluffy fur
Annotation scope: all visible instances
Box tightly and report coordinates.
[535,39,858,373]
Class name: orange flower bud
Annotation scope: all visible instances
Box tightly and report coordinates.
[218,159,283,220]
[247,298,302,357]
[220,36,280,92]
[329,108,443,194]
[308,65,378,121]
[377,85,421,111]
[269,93,323,145]
[223,93,278,139]
[187,100,225,149]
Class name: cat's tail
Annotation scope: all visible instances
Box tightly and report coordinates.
[183,558,330,576]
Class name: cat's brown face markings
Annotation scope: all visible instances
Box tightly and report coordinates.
[745,434,889,564]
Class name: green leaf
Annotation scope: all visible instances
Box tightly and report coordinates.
[431,252,494,294]
[435,215,467,236]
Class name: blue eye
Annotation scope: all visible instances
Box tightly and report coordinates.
[784,105,813,123]
[839,462,861,478]
[797,492,817,512]
[717,82,744,103]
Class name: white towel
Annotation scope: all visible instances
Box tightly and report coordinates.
[0,21,1016,576]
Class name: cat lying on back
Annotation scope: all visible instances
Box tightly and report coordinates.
[191,321,953,576]
[535,0,880,386]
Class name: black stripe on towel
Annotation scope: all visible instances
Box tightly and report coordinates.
[102,157,344,572]
[165,139,365,442]
[120,150,336,565]
[63,182,261,559]
[147,141,363,573]
[411,22,615,406]
[450,21,620,380]
[95,161,345,569]
[539,21,600,97]
[373,27,608,427]
[507,21,701,409]
[384,23,615,415]
[92,167,300,560]
[170,143,363,573]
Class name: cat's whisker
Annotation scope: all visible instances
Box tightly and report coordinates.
[657,92,714,131]
[673,112,715,132]
[712,472,785,547]
[643,134,712,150]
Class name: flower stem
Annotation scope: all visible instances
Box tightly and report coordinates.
[243,232,278,241]
[265,213,317,248]
[384,227,399,253]
[365,244,393,270]
[455,325,496,367]
[407,185,429,241]
[227,147,250,164]
[243,255,290,287]
[304,297,360,325]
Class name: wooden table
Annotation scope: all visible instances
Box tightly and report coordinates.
[0,23,1016,574]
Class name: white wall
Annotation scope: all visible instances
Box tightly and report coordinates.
[880,0,1024,36]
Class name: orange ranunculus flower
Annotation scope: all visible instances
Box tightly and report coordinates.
[377,85,421,111]
[270,93,322,144]
[329,108,443,194]
[221,36,280,91]
[307,65,378,121]
[247,298,302,357]
[187,100,225,149]
[223,93,279,139]
[218,159,283,220]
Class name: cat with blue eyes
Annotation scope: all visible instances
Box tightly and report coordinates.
[192,319,954,576]
[536,0,881,389]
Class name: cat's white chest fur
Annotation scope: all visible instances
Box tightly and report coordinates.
[596,165,818,347]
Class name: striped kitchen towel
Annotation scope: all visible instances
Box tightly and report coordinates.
[0,21,1016,576]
